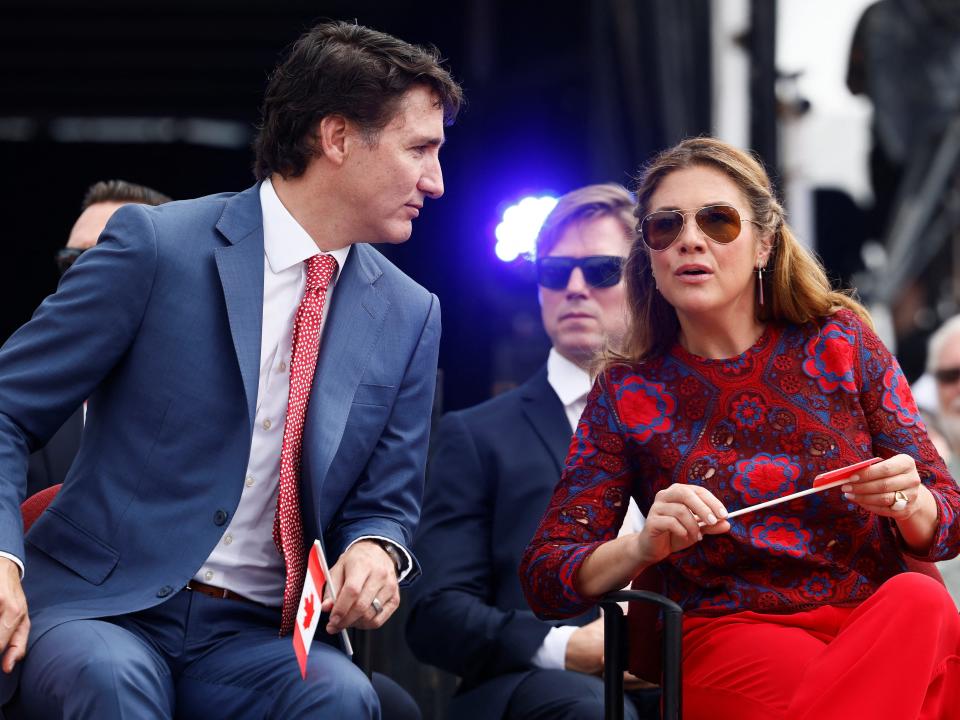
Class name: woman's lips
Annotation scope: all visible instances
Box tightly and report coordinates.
[675,265,713,282]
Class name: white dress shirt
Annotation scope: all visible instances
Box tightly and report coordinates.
[532,348,645,670]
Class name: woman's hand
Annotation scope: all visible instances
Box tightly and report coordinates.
[637,483,731,566]
[841,453,940,554]
[840,453,928,519]
[574,483,731,598]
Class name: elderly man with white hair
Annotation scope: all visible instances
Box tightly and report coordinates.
[920,314,960,601]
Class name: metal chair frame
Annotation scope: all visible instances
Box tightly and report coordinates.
[600,590,682,720]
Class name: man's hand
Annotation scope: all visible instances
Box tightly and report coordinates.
[321,540,399,634]
[0,558,28,674]
[623,672,658,691]
[564,616,604,675]
[565,617,661,687]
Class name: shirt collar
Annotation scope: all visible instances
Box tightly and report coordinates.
[547,347,592,407]
[260,178,350,276]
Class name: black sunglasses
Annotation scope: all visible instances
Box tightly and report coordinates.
[640,204,762,252]
[535,255,624,290]
[55,247,87,276]
[935,367,960,385]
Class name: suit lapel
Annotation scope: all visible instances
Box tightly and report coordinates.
[214,185,265,429]
[306,244,388,487]
[520,367,573,474]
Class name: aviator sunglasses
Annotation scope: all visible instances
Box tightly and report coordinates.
[535,255,625,290]
[640,204,762,252]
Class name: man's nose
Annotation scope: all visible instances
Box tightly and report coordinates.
[419,157,444,199]
[565,267,589,295]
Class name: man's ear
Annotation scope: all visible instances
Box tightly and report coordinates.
[316,115,349,166]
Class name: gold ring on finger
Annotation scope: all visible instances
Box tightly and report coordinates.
[890,490,908,512]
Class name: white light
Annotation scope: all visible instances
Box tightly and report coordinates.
[494,195,559,262]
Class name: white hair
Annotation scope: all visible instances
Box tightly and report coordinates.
[927,315,960,372]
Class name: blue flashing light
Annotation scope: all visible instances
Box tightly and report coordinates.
[494,195,559,262]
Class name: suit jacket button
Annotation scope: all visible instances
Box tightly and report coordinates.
[157,585,173,598]
[214,509,228,526]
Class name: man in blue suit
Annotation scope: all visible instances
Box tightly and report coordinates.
[407,185,658,719]
[0,21,462,719]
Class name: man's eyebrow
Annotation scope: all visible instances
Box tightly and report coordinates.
[414,135,445,148]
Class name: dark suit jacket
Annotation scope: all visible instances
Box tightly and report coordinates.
[406,367,596,720]
[0,184,440,703]
[25,407,82,498]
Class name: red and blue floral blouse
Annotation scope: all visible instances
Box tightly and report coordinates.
[520,310,960,619]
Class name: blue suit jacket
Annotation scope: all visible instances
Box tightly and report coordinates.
[406,368,596,720]
[25,407,83,498]
[0,184,440,702]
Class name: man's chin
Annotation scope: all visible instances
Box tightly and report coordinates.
[556,336,604,366]
[378,225,414,245]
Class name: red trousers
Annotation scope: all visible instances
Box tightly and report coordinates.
[682,573,960,719]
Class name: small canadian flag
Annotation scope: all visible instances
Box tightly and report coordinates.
[293,539,353,679]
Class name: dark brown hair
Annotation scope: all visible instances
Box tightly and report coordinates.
[253,21,463,180]
[81,180,170,210]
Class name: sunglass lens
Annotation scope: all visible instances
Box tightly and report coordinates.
[935,367,960,384]
[695,205,741,243]
[536,259,573,289]
[55,248,84,276]
[642,212,683,251]
[582,257,624,287]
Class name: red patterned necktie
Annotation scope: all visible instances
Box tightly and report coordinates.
[275,253,338,635]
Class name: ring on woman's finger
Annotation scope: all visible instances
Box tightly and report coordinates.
[889,490,908,512]
[371,597,384,615]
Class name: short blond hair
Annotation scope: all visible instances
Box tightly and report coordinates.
[535,183,635,258]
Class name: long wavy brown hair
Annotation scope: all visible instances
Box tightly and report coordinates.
[605,137,871,368]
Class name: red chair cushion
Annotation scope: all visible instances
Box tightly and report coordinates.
[21,483,62,532]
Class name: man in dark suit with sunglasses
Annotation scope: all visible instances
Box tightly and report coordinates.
[407,184,658,720]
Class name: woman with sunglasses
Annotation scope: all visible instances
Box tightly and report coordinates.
[520,137,960,719]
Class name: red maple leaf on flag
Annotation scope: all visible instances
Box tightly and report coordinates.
[303,593,315,630]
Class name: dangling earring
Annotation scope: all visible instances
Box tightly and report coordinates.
[757,265,764,306]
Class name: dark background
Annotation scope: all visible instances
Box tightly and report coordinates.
[0,0,715,412]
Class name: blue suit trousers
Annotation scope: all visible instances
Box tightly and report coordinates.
[9,589,378,720]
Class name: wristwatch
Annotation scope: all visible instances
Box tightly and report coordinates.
[374,539,404,577]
